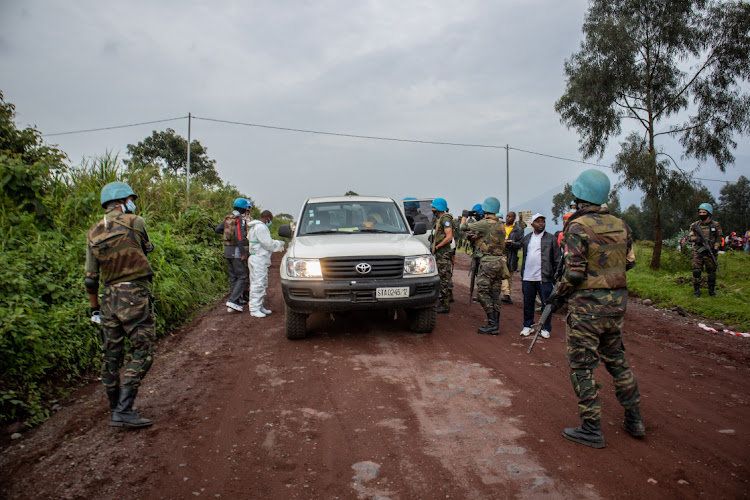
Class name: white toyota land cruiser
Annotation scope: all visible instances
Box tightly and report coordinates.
[277,195,439,339]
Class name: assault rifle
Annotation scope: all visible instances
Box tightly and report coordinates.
[690,223,720,274]
[528,256,565,354]
[468,256,480,304]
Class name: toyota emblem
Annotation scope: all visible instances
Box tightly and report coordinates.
[355,262,372,274]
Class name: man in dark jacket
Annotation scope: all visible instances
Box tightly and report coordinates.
[502,211,525,303]
[215,198,251,312]
[519,213,561,338]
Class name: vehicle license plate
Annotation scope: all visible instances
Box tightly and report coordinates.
[376,287,410,299]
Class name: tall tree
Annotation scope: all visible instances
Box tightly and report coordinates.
[125,128,220,185]
[555,0,750,269]
[0,91,66,219]
[717,175,750,233]
[550,183,574,224]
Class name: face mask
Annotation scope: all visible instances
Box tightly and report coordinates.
[123,200,136,213]
[699,214,709,221]
[432,210,438,216]
[265,221,272,227]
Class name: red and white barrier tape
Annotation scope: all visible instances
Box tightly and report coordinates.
[698,323,750,338]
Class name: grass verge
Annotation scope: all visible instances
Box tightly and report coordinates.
[628,243,750,332]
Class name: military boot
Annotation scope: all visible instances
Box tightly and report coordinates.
[562,419,605,449]
[477,311,499,335]
[693,283,701,298]
[622,407,646,438]
[436,299,450,314]
[106,387,120,413]
[110,386,152,428]
[708,284,717,298]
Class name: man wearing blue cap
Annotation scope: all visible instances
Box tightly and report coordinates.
[215,198,251,312]
[546,169,643,449]
[430,198,454,313]
[689,203,722,297]
[460,197,508,334]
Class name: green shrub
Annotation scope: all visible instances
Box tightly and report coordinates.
[0,152,248,427]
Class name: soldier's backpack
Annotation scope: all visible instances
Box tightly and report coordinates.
[222,214,243,247]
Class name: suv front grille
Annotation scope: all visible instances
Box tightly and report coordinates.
[321,257,404,280]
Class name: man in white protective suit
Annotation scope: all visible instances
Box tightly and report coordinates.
[247,210,286,318]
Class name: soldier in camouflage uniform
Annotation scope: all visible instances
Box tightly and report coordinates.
[689,203,722,298]
[546,169,644,448]
[460,197,508,334]
[430,198,454,313]
[85,182,155,428]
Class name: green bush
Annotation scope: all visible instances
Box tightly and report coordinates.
[0,152,248,427]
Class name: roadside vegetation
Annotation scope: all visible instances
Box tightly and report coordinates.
[0,92,277,427]
[628,242,750,332]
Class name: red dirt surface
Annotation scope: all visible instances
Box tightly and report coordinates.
[2,252,749,499]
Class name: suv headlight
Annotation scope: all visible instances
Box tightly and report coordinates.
[403,255,436,276]
[286,258,323,278]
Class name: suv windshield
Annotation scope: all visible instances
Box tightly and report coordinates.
[299,201,409,236]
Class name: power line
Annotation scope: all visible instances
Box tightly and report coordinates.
[191,116,508,149]
[509,146,612,169]
[194,115,733,184]
[40,113,737,184]
[42,116,188,137]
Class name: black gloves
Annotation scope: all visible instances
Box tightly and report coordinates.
[545,293,566,313]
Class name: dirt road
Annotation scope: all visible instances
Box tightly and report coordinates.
[2,253,749,499]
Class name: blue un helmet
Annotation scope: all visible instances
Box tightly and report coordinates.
[698,203,713,214]
[245,199,253,209]
[571,169,610,205]
[472,203,484,215]
[431,198,448,212]
[481,197,500,214]
[100,181,136,207]
[233,198,249,210]
[403,197,419,209]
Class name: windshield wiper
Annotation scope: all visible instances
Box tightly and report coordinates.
[304,230,341,235]
[359,228,393,233]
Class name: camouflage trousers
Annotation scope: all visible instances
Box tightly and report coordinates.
[435,249,453,304]
[691,252,717,285]
[100,282,155,389]
[476,259,504,313]
[566,312,640,422]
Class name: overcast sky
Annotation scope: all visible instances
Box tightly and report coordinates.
[2,1,748,225]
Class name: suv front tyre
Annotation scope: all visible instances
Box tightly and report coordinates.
[285,307,308,340]
[407,305,437,333]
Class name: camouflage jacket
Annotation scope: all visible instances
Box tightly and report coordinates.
[431,212,454,253]
[85,208,154,286]
[689,219,722,252]
[557,204,635,317]
[462,214,506,261]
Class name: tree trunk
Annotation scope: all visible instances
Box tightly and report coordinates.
[650,195,662,270]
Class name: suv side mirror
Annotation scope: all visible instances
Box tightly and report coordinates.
[278,224,293,238]
[413,222,427,235]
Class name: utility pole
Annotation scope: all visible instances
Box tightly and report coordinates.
[506,144,509,214]
[187,112,192,198]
